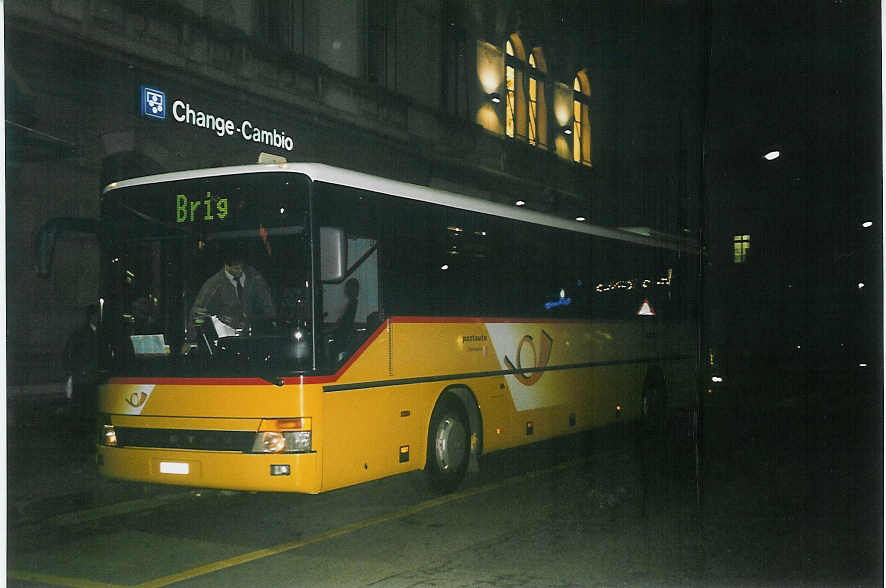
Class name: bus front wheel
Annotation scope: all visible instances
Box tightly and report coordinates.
[425,396,469,493]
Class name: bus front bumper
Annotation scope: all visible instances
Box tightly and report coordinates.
[97,446,322,493]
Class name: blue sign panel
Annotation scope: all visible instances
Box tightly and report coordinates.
[141,86,166,120]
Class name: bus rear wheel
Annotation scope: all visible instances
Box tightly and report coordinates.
[425,396,469,493]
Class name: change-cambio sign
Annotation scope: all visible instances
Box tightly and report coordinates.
[140,85,294,152]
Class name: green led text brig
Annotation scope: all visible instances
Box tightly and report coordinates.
[176,193,228,223]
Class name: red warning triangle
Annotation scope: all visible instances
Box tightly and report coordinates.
[637,299,656,316]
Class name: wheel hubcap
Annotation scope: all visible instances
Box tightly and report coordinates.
[435,416,466,472]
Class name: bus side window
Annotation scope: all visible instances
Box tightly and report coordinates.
[314,183,382,366]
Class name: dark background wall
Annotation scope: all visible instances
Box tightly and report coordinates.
[6,0,880,395]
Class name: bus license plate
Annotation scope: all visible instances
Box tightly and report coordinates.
[160,461,189,475]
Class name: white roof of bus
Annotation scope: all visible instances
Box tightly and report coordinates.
[103,163,693,252]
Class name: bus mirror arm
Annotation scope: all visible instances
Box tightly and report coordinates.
[35,217,99,277]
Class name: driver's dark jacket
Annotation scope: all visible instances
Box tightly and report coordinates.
[188,265,275,341]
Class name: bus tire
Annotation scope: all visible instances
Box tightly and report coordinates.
[642,369,668,435]
[425,395,470,494]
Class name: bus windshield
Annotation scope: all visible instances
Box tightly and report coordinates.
[100,172,313,378]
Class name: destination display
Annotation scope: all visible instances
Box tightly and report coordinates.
[176,192,229,223]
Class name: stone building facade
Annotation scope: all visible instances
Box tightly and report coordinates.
[6,0,702,384]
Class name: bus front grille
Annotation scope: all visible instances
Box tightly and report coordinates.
[115,427,255,452]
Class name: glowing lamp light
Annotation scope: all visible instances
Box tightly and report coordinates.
[515,200,526,207]
[487,92,502,104]
[553,83,573,126]
[476,103,502,134]
[575,216,586,222]
[858,282,865,289]
[862,221,873,228]
[763,150,781,161]
[563,127,573,135]
[476,42,505,94]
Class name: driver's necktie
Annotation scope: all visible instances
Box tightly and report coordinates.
[235,278,245,319]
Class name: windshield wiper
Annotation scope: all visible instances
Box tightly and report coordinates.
[116,202,191,235]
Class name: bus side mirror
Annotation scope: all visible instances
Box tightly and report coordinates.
[34,217,99,277]
[320,227,347,283]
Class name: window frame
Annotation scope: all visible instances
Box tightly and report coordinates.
[505,39,520,139]
[528,48,548,150]
[573,71,592,166]
[733,234,751,264]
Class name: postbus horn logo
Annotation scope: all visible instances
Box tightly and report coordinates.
[503,330,553,386]
[126,391,149,408]
[141,86,167,120]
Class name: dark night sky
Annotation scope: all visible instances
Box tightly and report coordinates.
[707,2,879,198]
[704,1,881,361]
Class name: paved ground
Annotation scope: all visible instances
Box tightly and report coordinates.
[6,393,187,530]
[5,368,884,586]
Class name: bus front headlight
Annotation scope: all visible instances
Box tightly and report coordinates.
[100,415,118,447]
[254,431,287,453]
[251,418,312,453]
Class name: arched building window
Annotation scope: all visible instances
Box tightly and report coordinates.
[528,48,548,149]
[504,35,548,149]
[528,53,538,145]
[505,35,527,140]
[573,70,591,166]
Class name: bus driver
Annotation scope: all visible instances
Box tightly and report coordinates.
[186,248,275,348]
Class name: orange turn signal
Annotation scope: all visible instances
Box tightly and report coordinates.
[259,417,311,431]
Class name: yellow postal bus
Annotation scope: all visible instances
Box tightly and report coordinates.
[87,163,697,493]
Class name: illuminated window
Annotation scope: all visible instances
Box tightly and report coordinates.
[528,54,537,145]
[573,78,582,156]
[733,234,750,263]
[528,49,548,149]
[573,71,591,166]
[506,41,516,138]
[505,35,527,141]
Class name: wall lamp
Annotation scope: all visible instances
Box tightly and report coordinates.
[562,126,573,135]
[487,92,502,104]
